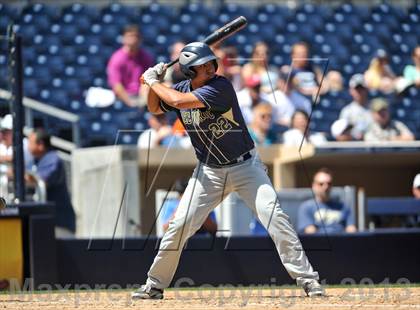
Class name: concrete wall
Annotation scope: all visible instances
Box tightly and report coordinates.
[72,146,140,238]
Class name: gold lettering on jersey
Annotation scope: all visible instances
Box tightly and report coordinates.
[208,116,233,139]
[180,111,192,124]
[199,110,215,122]
[191,110,200,125]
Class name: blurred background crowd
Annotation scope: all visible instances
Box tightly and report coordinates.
[0,1,419,148]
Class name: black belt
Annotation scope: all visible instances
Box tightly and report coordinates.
[204,151,252,169]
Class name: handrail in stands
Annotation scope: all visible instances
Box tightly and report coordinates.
[0,88,80,150]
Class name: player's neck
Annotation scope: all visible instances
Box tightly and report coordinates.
[191,74,215,89]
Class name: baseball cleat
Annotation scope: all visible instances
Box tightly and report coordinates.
[132,285,164,300]
[302,279,325,297]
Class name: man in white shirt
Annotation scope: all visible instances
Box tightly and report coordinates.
[236,75,270,125]
[266,71,312,126]
[339,74,373,140]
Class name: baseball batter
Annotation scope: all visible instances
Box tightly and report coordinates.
[132,42,325,299]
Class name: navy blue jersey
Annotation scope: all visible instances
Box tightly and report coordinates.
[160,75,254,165]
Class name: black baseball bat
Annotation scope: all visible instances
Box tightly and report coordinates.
[166,15,248,68]
[141,16,248,84]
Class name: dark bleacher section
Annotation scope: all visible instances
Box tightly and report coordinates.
[0,2,420,146]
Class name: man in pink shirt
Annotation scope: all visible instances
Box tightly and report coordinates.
[107,25,154,107]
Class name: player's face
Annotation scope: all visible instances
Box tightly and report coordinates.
[313,172,333,201]
[193,61,216,82]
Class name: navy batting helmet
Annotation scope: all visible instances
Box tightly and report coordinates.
[179,42,218,79]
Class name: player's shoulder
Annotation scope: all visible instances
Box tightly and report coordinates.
[209,75,232,85]
[204,75,235,91]
[173,79,191,91]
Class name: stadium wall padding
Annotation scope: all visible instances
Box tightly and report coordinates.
[53,231,420,288]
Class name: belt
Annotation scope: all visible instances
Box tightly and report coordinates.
[204,151,252,169]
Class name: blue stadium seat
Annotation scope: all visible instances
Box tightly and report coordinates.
[24,78,40,98]
[0,3,19,20]
[22,47,38,64]
[22,3,60,20]
[15,24,37,41]
[258,4,292,20]
[62,3,99,20]
[19,13,52,33]
[179,13,208,33]
[100,24,120,46]
[101,3,139,22]
[142,3,177,20]
[180,2,217,22]
[220,3,256,21]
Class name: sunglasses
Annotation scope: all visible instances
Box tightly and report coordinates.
[315,181,332,186]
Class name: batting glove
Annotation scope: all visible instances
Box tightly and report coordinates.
[143,67,159,86]
[154,62,167,82]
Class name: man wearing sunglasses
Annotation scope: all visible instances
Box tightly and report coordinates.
[298,168,357,234]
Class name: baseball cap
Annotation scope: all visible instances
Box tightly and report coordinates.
[349,74,366,89]
[370,98,389,112]
[331,119,352,138]
[413,174,420,188]
[0,114,13,130]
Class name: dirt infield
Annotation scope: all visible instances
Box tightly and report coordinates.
[1,286,420,309]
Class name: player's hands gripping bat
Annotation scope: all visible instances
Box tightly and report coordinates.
[141,16,248,84]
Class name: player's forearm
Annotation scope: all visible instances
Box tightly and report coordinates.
[147,86,164,114]
[150,83,205,109]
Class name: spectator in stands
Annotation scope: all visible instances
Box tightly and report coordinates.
[323,70,344,93]
[403,46,420,88]
[241,41,278,93]
[236,75,270,125]
[413,174,420,199]
[248,103,278,146]
[364,98,414,142]
[163,41,185,86]
[137,113,173,148]
[289,42,322,97]
[330,119,354,142]
[282,110,326,146]
[26,129,75,238]
[217,45,242,91]
[107,25,154,108]
[171,118,192,149]
[298,168,357,234]
[364,49,396,94]
[266,70,312,126]
[161,179,217,235]
[0,114,32,173]
[339,74,372,140]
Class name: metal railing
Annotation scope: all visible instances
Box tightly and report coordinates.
[0,88,80,151]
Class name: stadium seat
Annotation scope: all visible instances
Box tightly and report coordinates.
[220,3,256,21]
[101,3,139,22]
[21,3,60,20]
[62,3,99,20]
[142,3,177,20]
